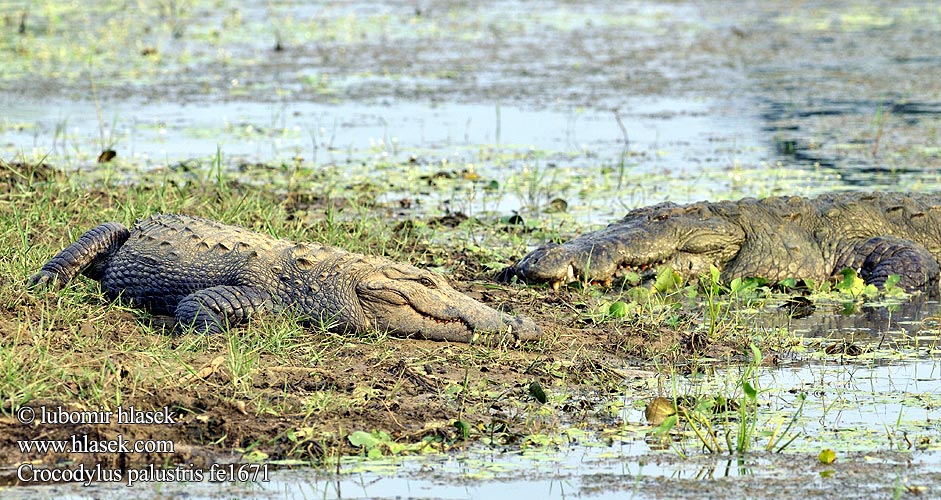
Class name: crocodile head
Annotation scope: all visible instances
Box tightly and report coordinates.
[500,202,747,288]
[355,263,541,343]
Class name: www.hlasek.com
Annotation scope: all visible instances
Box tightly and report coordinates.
[15,405,270,486]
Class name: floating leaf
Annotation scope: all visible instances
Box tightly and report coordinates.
[840,301,857,315]
[818,448,837,464]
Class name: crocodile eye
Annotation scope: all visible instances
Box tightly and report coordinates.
[419,276,437,288]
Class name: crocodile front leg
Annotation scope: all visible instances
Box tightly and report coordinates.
[28,222,130,288]
[835,237,941,291]
[175,285,273,334]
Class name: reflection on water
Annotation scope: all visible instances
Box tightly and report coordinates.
[778,295,940,341]
[0,96,763,183]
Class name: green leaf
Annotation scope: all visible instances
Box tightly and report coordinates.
[836,268,865,295]
[803,277,817,290]
[818,448,837,464]
[608,301,628,318]
[742,381,757,401]
[627,286,650,301]
[529,381,548,404]
[652,414,678,436]
[348,430,381,449]
[653,267,681,293]
[453,420,471,440]
[749,344,762,367]
[623,271,642,285]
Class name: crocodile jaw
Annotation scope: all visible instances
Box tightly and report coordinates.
[357,264,540,343]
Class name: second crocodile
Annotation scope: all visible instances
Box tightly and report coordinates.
[500,192,941,293]
[30,214,540,343]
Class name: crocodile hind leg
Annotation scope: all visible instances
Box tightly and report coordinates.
[175,285,273,334]
[838,236,941,291]
[28,222,130,288]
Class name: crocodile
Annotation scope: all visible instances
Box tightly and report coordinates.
[29,214,540,343]
[499,192,941,293]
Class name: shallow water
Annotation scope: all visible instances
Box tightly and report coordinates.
[1,93,768,218]
[1,95,759,169]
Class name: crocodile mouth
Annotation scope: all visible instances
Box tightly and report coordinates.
[357,265,540,342]
[547,261,661,290]
[546,253,705,290]
[432,317,465,325]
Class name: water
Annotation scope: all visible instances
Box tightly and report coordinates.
[1,95,764,182]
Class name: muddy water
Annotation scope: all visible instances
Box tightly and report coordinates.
[4,0,941,498]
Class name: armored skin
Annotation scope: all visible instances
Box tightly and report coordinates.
[500,192,941,292]
[30,214,540,343]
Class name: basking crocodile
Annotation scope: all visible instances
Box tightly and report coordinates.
[499,192,941,292]
[29,214,540,343]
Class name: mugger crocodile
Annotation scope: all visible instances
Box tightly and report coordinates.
[29,214,540,343]
[499,192,941,293]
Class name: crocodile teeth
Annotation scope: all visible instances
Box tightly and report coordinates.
[551,280,561,291]
[567,264,576,281]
